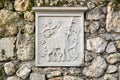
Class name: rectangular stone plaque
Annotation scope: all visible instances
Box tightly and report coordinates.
[33,7,87,66]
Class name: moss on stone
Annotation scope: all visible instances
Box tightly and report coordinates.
[0,0,4,9]
[27,0,35,11]
[0,68,3,79]
[111,0,120,11]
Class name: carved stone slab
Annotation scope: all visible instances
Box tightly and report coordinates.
[33,7,87,66]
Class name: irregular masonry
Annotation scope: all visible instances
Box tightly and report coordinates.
[0,0,120,80]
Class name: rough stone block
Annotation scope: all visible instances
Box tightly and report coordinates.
[4,62,16,75]
[0,37,16,61]
[47,71,62,78]
[63,75,83,80]
[30,73,45,80]
[49,77,63,80]
[16,64,31,79]
[83,56,107,78]
[7,76,23,80]
[16,34,34,61]
[86,37,107,53]
[106,3,120,33]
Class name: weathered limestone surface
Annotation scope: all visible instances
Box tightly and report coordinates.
[83,56,107,78]
[106,3,120,33]
[63,75,83,80]
[14,0,31,11]
[23,24,34,34]
[106,42,116,53]
[106,53,120,64]
[0,9,19,26]
[47,71,62,78]
[116,41,120,50]
[4,62,16,75]
[85,51,93,62]
[86,37,107,53]
[85,21,99,34]
[104,74,117,80]
[7,76,23,80]
[86,7,105,20]
[16,34,34,61]
[106,65,117,73]
[16,64,31,79]
[24,11,34,22]
[30,73,45,80]
[0,23,18,37]
[0,37,16,61]
[69,68,81,76]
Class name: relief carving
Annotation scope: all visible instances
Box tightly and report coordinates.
[39,17,81,62]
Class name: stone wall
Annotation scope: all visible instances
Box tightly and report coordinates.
[0,0,120,80]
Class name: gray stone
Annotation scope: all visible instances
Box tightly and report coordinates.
[102,6,107,14]
[89,22,99,34]
[69,68,81,76]
[49,77,63,80]
[106,53,120,64]
[83,56,107,78]
[86,7,105,20]
[24,11,34,22]
[87,2,96,9]
[0,9,19,26]
[106,42,116,53]
[7,76,23,80]
[16,64,31,79]
[14,0,31,11]
[0,37,16,61]
[104,74,117,80]
[64,75,83,80]
[112,34,120,40]
[106,65,117,73]
[4,62,15,75]
[30,73,45,80]
[16,34,34,61]
[100,33,120,40]
[47,71,62,78]
[106,3,120,33]
[86,37,107,53]
[100,33,112,40]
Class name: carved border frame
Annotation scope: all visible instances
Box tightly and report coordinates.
[33,7,87,67]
